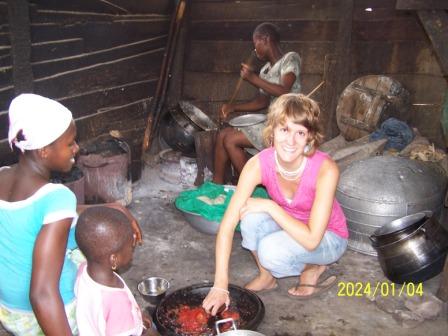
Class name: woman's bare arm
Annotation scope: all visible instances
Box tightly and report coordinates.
[30,219,73,335]
[203,155,262,314]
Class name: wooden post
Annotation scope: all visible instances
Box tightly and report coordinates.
[166,0,189,108]
[323,0,353,139]
[7,0,34,94]
[417,10,448,76]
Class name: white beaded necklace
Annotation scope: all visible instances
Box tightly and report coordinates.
[274,150,307,181]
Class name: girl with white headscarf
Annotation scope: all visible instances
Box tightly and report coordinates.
[0,94,142,335]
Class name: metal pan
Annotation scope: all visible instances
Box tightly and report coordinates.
[228,114,267,151]
[228,114,266,128]
[179,101,218,131]
[154,283,265,336]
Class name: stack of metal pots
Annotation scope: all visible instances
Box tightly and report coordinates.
[336,156,447,256]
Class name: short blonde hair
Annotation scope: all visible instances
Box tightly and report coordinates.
[262,93,324,155]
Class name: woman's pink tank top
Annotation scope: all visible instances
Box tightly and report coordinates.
[259,147,348,239]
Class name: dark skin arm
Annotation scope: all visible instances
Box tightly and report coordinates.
[220,95,269,120]
[241,63,297,97]
[77,203,143,244]
[30,218,73,336]
[142,313,160,336]
[221,63,297,120]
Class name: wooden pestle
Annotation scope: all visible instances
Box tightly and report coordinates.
[227,50,257,106]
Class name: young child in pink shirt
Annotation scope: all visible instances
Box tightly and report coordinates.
[75,206,158,336]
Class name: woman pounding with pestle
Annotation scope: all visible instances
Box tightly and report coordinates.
[212,22,301,184]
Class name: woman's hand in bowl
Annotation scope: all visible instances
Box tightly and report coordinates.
[202,287,230,316]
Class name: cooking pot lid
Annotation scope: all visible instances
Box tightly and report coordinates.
[337,156,447,203]
[229,114,266,127]
[373,211,431,237]
[179,101,218,131]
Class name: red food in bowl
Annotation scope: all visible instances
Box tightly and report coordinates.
[173,305,240,334]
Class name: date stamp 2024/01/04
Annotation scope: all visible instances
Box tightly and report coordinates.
[337,281,423,298]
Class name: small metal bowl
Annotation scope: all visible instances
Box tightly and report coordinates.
[138,277,170,305]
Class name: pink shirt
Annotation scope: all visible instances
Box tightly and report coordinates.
[75,263,144,336]
[259,147,349,239]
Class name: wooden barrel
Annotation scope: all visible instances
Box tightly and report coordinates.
[336,75,410,141]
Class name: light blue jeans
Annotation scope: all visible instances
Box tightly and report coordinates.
[240,212,347,278]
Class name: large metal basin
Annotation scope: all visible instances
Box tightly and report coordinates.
[336,156,447,256]
[176,185,236,235]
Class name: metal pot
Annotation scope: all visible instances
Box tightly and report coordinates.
[370,212,448,284]
[160,105,201,157]
[154,283,264,336]
[215,318,265,336]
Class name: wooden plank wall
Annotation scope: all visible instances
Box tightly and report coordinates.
[179,0,447,145]
[0,0,173,179]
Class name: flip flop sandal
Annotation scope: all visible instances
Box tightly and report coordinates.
[316,268,340,285]
[287,275,338,300]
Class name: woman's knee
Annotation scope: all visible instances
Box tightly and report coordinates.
[240,212,271,236]
[257,237,281,270]
[216,127,232,145]
[223,130,246,150]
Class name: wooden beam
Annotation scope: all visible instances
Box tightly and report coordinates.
[31,37,167,79]
[31,19,169,52]
[166,1,190,108]
[33,0,173,15]
[396,0,448,10]
[190,20,339,42]
[7,0,33,93]
[417,10,448,76]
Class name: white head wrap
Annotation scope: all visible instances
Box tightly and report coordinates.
[8,93,73,152]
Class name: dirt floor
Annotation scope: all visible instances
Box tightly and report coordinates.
[1,161,447,336]
[126,163,448,336]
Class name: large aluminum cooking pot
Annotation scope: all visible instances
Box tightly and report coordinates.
[370,211,448,284]
[216,318,265,336]
[336,156,447,256]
